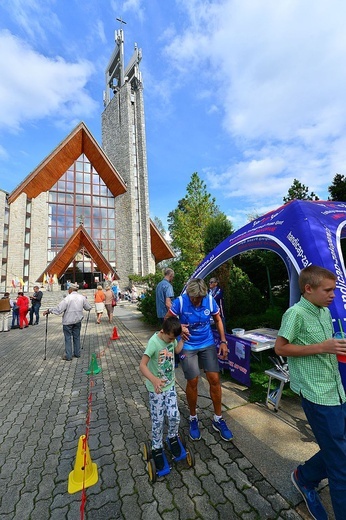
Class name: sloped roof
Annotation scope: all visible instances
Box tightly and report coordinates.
[150,219,175,263]
[36,225,118,282]
[8,122,127,203]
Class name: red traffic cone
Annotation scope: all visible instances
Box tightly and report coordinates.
[111,326,120,340]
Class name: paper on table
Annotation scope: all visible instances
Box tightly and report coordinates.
[242,332,276,343]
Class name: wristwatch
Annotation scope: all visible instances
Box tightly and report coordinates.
[220,340,227,345]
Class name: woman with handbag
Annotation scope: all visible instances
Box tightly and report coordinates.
[104,285,114,323]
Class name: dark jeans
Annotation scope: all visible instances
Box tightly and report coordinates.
[298,396,346,520]
[29,303,40,324]
[11,308,19,327]
[63,322,82,360]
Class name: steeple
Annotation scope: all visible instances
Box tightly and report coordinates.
[102,27,154,284]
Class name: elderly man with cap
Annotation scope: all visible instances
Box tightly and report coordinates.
[0,292,11,333]
[43,283,91,361]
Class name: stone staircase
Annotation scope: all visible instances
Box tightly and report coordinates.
[37,288,96,310]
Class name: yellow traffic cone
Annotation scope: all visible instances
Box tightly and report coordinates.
[86,353,101,375]
[68,435,98,494]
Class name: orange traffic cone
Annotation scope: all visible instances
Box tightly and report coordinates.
[111,326,120,340]
[68,435,98,494]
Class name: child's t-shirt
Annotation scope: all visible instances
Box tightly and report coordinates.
[144,332,177,392]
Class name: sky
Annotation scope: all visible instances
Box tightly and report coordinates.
[1,0,346,232]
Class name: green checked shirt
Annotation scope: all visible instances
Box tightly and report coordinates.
[278,296,346,406]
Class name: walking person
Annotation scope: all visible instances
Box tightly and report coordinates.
[94,285,105,324]
[156,268,174,321]
[0,292,11,333]
[43,283,91,361]
[165,278,233,442]
[104,285,114,323]
[29,285,43,325]
[275,265,346,520]
[139,317,184,470]
[16,292,30,329]
[111,281,119,302]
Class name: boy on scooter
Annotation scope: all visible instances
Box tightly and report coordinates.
[140,317,184,471]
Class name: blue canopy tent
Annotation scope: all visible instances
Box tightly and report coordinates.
[189,200,346,386]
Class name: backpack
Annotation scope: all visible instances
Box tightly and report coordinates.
[178,293,214,316]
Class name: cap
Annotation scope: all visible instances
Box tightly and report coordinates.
[69,283,79,290]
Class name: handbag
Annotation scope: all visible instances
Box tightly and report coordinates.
[112,298,117,307]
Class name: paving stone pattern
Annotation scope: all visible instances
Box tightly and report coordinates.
[0,300,306,519]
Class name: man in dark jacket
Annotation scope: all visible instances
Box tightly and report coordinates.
[29,286,43,325]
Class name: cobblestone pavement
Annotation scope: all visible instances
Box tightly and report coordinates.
[0,300,312,519]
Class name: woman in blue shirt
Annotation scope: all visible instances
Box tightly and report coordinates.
[166,278,233,443]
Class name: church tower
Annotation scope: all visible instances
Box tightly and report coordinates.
[102,28,154,284]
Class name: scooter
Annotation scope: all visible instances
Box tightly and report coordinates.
[142,432,195,483]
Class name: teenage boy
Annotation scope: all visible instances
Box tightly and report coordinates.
[275,265,346,520]
[139,317,184,471]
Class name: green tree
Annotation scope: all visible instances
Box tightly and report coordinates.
[234,250,288,305]
[168,172,220,272]
[328,174,346,201]
[152,216,166,236]
[228,265,264,318]
[283,178,319,203]
[204,214,234,324]
[203,213,233,254]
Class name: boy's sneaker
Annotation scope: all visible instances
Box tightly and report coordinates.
[212,418,233,441]
[168,436,181,458]
[189,418,201,441]
[152,448,164,471]
[291,470,327,520]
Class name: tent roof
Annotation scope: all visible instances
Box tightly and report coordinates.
[190,200,346,322]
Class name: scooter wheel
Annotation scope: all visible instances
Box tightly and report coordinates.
[179,430,186,448]
[142,441,152,461]
[186,446,195,467]
[147,458,157,482]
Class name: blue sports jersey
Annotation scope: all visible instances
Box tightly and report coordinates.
[170,293,219,350]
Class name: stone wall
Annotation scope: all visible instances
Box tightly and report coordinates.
[6,192,27,291]
[29,192,49,287]
[102,82,153,288]
[0,190,8,292]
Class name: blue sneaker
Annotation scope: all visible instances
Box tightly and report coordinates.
[189,418,201,441]
[212,418,233,441]
[291,470,327,520]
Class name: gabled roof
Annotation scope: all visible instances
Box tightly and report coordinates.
[8,122,127,204]
[150,219,175,263]
[36,225,118,282]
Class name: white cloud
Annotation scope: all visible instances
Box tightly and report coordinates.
[1,0,60,41]
[0,30,97,133]
[112,0,145,22]
[164,0,346,205]
[0,144,8,159]
[96,19,107,45]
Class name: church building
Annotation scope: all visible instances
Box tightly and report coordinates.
[0,29,174,292]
